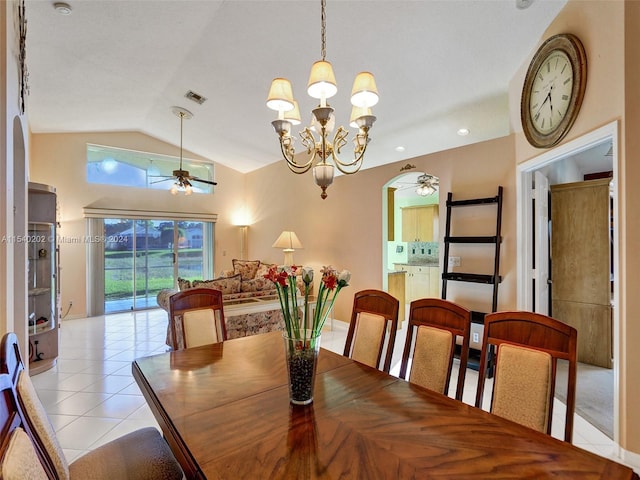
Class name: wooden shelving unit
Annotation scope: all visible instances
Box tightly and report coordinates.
[441,186,503,374]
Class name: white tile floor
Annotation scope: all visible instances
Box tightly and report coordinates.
[32,309,635,472]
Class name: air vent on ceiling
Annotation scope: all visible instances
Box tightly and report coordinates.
[185,90,207,105]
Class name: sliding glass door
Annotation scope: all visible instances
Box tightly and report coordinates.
[104,218,212,313]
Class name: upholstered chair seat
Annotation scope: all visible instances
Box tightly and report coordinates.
[492,343,552,433]
[18,370,184,480]
[1,428,49,480]
[399,298,471,401]
[169,287,227,350]
[475,311,577,442]
[344,290,400,373]
[1,332,183,480]
[350,312,388,368]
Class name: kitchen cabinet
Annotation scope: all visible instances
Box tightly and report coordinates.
[387,270,405,325]
[400,265,440,303]
[401,205,439,242]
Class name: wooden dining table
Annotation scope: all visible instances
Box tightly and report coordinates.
[132,331,638,480]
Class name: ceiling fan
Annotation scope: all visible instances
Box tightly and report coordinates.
[395,172,439,196]
[151,106,217,195]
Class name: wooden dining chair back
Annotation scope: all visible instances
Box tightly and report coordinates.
[343,289,399,373]
[475,311,578,442]
[0,372,53,480]
[169,287,227,350]
[399,298,471,401]
[0,333,184,480]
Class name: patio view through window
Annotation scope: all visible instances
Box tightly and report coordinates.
[104,218,213,313]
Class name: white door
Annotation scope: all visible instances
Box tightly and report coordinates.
[533,171,550,315]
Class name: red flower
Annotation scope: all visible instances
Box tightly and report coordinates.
[320,266,338,291]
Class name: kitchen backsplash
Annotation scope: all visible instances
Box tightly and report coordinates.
[408,241,439,264]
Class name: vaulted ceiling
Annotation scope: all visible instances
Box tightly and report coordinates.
[25,0,568,175]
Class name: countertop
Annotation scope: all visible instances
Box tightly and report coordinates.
[393,262,439,267]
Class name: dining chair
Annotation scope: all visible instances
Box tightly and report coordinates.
[343,289,399,373]
[0,333,184,480]
[169,287,227,350]
[0,372,54,479]
[399,298,471,401]
[474,311,578,442]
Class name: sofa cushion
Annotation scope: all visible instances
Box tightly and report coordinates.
[177,277,192,290]
[232,259,261,280]
[192,274,242,294]
[241,276,276,293]
[256,262,277,277]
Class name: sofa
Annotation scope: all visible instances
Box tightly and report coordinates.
[157,259,305,346]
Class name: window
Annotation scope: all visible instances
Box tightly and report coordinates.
[84,208,218,316]
[103,219,213,313]
[86,144,215,194]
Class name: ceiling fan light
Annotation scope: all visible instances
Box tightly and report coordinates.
[416,184,436,196]
[170,184,179,195]
[267,78,295,112]
[350,72,379,108]
[307,61,337,100]
[185,184,193,195]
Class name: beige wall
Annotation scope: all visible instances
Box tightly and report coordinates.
[623,0,640,458]
[30,131,247,317]
[245,135,516,328]
[508,0,639,457]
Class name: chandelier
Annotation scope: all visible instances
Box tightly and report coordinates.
[266,0,379,199]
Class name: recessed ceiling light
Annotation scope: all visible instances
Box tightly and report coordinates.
[457,128,470,136]
[54,2,72,15]
[394,146,406,152]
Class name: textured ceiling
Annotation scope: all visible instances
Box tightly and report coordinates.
[25,0,569,175]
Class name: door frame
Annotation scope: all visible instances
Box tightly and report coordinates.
[516,120,620,441]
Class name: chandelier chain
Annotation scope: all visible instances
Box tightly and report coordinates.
[320,0,326,60]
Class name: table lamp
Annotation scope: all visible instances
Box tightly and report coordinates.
[272,231,303,266]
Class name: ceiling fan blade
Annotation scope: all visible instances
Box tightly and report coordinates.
[191,177,218,186]
[150,178,175,184]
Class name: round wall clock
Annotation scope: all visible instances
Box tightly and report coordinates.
[521,33,587,148]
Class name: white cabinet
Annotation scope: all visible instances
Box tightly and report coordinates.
[402,265,440,302]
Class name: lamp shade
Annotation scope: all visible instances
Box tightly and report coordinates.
[284,100,302,125]
[307,60,338,100]
[272,231,303,250]
[267,78,295,112]
[350,72,379,108]
[349,106,373,128]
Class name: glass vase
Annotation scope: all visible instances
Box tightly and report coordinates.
[283,330,321,405]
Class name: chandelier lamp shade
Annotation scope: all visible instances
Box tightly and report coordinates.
[272,231,303,266]
[266,0,379,200]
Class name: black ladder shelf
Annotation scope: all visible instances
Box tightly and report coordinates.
[441,186,503,310]
[441,186,503,374]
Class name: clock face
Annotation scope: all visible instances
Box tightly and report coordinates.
[521,34,587,148]
[529,50,573,135]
